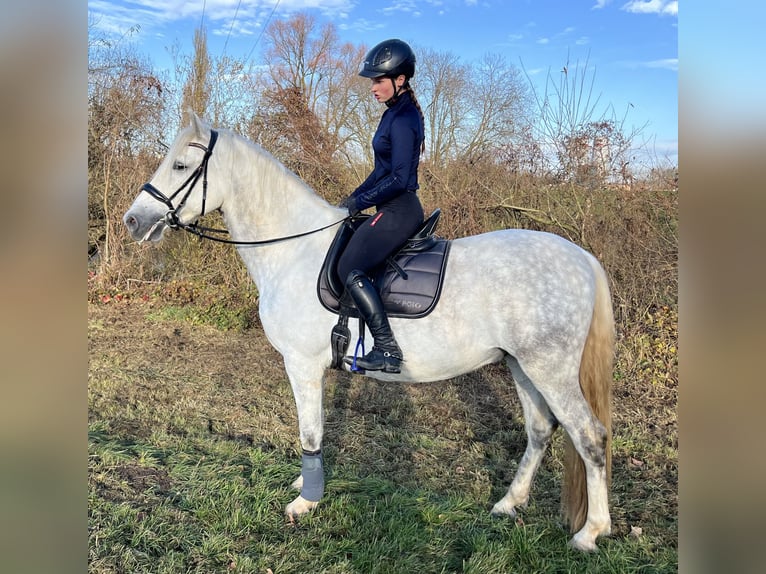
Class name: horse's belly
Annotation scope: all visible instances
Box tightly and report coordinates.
[409,347,506,382]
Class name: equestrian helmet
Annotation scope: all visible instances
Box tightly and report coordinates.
[359,39,416,79]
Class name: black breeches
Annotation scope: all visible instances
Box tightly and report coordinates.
[337,191,424,283]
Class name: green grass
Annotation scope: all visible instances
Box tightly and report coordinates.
[145,301,255,331]
[89,426,676,573]
[88,298,677,573]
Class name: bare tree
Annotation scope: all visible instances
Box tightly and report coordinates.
[523,51,644,184]
[416,47,466,165]
[460,53,531,161]
[257,13,367,194]
[163,31,257,136]
[266,14,330,105]
[321,42,373,168]
[415,49,531,164]
[181,27,211,125]
[207,55,260,129]
[88,22,165,273]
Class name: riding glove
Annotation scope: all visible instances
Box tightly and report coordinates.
[338,195,361,217]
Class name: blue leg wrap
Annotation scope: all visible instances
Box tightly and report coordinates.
[300,450,325,502]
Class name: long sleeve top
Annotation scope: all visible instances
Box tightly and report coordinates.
[348,91,424,211]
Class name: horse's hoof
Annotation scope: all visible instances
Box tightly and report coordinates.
[569,537,598,553]
[569,531,599,553]
[285,495,318,520]
[489,498,518,517]
[569,519,610,552]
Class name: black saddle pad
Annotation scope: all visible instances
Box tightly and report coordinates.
[317,223,451,319]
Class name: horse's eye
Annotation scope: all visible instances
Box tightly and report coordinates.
[173,160,187,171]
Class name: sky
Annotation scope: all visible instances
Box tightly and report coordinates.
[88,0,678,166]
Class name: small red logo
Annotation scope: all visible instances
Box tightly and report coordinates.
[370,212,384,226]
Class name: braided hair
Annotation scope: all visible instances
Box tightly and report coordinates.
[402,83,426,155]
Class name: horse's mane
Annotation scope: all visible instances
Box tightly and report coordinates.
[218,127,337,225]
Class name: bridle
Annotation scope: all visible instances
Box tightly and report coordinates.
[141,129,219,231]
[139,129,349,246]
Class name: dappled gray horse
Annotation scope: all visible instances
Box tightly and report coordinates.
[124,115,615,551]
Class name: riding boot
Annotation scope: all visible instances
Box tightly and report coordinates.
[343,270,403,373]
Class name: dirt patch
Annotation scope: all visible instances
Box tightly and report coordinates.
[89,298,299,452]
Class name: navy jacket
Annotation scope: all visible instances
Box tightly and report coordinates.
[348,91,424,211]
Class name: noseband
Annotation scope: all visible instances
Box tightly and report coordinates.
[140,129,219,229]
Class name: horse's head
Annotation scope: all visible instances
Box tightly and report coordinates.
[123,114,222,243]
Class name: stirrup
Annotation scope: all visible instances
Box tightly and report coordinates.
[348,347,402,374]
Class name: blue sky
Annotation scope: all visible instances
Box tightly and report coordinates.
[89,0,678,165]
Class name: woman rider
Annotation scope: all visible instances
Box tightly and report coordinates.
[337,39,426,374]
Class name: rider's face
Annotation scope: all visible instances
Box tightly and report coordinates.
[370,74,405,103]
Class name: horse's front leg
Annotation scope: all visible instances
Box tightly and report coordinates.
[284,363,326,520]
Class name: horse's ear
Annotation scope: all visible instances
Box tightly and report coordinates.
[191,114,202,136]
[188,109,209,137]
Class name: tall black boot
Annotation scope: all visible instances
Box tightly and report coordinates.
[343,270,403,373]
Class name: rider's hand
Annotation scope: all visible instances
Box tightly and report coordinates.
[338,195,360,217]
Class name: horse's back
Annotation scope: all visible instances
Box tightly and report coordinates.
[436,229,599,349]
[449,228,597,290]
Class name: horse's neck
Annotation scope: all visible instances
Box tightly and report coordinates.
[221,134,340,290]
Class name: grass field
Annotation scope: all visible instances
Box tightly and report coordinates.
[88,293,677,573]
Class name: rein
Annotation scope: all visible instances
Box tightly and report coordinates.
[175,217,350,247]
[140,128,349,246]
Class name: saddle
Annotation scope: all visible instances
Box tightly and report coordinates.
[317,209,451,319]
[317,209,451,370]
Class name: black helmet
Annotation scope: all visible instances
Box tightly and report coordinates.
[359,39,416,79]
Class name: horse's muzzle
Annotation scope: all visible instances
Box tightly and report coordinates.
[123,209,167,243]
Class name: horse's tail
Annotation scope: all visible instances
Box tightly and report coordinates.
[562,255,615,532]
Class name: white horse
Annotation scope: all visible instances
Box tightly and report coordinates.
[123,115,615,551]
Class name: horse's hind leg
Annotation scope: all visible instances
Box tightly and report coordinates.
[494,355,611,551]
[528,365,611,551]
[491,357,557,518]
[560,408,611,552]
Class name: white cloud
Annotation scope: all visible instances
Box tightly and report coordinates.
[644,58,678,71]
[619,57,678,71]
[90,0,357,40]
[381,0,421,16]
[622,0,678,16]
[338,18,385,33]
[210,19,259,38]
[596,0,677,16]
[663,1,678,16]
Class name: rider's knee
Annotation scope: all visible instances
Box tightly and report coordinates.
[345,269,367,289]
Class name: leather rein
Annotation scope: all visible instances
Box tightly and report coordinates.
[139,129,348,246]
